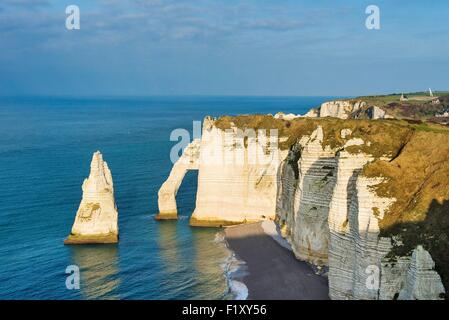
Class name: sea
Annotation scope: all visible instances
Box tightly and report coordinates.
[0,96,334,299]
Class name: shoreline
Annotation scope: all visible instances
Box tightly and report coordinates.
[214,231,249,300]
[224,221,329,300]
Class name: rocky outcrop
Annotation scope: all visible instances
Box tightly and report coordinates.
[397,246,446,300]
[275,126,446,300]
[157,98,448,299]
[306,99,392,120]
[365,105,388,119]
[318,101,362,119]
[156,139,200,220]
[274,112,300,121]
[157,115,289,226]
[289,127,336,265]
[65,151,118,244]
[327,171,394,299]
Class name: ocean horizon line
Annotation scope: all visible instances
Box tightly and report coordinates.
[0,94,347,98]
[3,89,445,101]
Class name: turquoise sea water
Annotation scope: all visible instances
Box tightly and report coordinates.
[0,96,334,299]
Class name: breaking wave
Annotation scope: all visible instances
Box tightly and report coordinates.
[214,231,249,300]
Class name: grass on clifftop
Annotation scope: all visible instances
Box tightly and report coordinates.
[215,115,413,158]
[215,115,316,150]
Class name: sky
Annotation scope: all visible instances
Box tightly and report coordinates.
[0,0,448,97]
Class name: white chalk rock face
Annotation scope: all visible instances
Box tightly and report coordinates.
[366,106,386,119]
[303,108,319,118]
[398,246,446,300]
[328,172,394,299]
[65,151,118,244]
[290,127,336,265]
[274,129,446,300]
[190,118,288,226]
[319,101,357,119]
[274,112,300,121]
[315,99,390,120]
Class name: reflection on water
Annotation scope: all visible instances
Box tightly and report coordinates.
[69,245,120,299]
[155,219,231,299]
[156,221,181,276]
[155,220,198,299]
[153,167,232,299]
[191,228,230,299]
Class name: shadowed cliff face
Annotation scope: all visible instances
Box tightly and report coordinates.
[363,130,449,297]
[260,117,448,299]
[381,199,449,298]
[287,144,301,179]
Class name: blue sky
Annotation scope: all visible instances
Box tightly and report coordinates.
[0,0,448,96]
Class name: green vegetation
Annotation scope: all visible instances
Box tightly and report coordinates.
[215,114,317,150]
[215,115,414,158]
[354,92,449,106]
[363,130,449,295]
[352,92,449,121]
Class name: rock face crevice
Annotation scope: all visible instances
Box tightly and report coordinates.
[275,128,446,300]
[65,151,118,244]
[277,127,335,265]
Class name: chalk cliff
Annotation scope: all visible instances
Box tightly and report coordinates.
[157,139,200,220]
[190,117,289,226]
[65,151,118,244]
[274,120,448,300]
[157,97,449,299]
[306,100,391,120]
[158,116,289,225]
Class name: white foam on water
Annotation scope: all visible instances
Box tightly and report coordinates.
[214,231,249,300]
[229,280,248,300]
[214,231,225,244]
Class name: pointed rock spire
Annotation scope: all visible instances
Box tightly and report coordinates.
[64,151,119,244]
